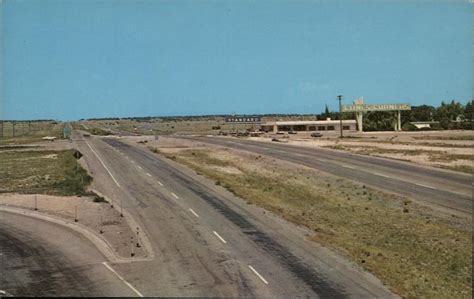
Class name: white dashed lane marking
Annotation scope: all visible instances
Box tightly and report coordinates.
[415,183,437,190]
[373,172,390,178]
[341,165,355,169]
[189,208,199,218]
[146,173,152,177]
[171,192,179,199]
[157,181,164,186]
[213,231,227,244]
[248,265,268,285]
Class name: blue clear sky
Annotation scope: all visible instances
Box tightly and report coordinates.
[1,0,472,120]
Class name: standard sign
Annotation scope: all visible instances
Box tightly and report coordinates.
[225,116,262,123]
[342,103,411,112]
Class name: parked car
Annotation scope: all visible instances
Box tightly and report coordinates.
[288,130,297,134]
[311,132,322,138]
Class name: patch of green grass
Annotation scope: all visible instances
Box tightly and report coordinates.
[163,148,472,299]
[83,126,112,136]
[0,150,92,196]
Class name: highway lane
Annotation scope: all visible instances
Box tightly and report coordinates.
[0,211,136,297]
[74,133,395,298]
[182,136,473,215]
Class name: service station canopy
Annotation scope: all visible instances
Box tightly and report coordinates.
[341,103,411,113]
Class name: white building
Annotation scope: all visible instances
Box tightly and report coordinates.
[260,118,357,133]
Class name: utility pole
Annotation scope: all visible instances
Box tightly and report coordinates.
[337,95,343,138]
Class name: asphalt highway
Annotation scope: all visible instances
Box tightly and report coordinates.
[182,136,472,215]
[73,132,395,297]
[0,211,136,297]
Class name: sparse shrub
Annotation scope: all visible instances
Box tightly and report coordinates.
[93,195,108,203]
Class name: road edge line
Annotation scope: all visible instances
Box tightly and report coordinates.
[102,262,144,297]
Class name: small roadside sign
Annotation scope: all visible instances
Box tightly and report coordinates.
[73,150,83,160]
[63,127,71,139]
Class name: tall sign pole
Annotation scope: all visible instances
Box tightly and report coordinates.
[337,95,343,138]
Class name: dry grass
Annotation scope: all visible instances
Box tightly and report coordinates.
[324,144,472,163]
[0,122,64,145]
[0,150,92,195]
[153,147,472,299]
[414,135,474,141]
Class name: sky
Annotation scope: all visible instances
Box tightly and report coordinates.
[1,0,472,120]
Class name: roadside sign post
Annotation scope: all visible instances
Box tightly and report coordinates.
[34,195,38,211]
[341,99,411,132]
[136,227,141,248]
[337,95,343,138]
[225,115,262,133]
[74,206,78,222]
[63,127,71,139]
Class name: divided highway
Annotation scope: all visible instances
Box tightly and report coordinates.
[73,132,395,297]
[182,136,472,215]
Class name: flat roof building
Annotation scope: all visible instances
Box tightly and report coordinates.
[260,118,357,133]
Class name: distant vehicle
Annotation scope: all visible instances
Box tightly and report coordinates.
[42,136,57,141]
[311,132,322,138]
[83,133,91,137]
[236,131,249,137]
[276,131,285,135]
[288,130,297,134]
[249,132,263,137]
